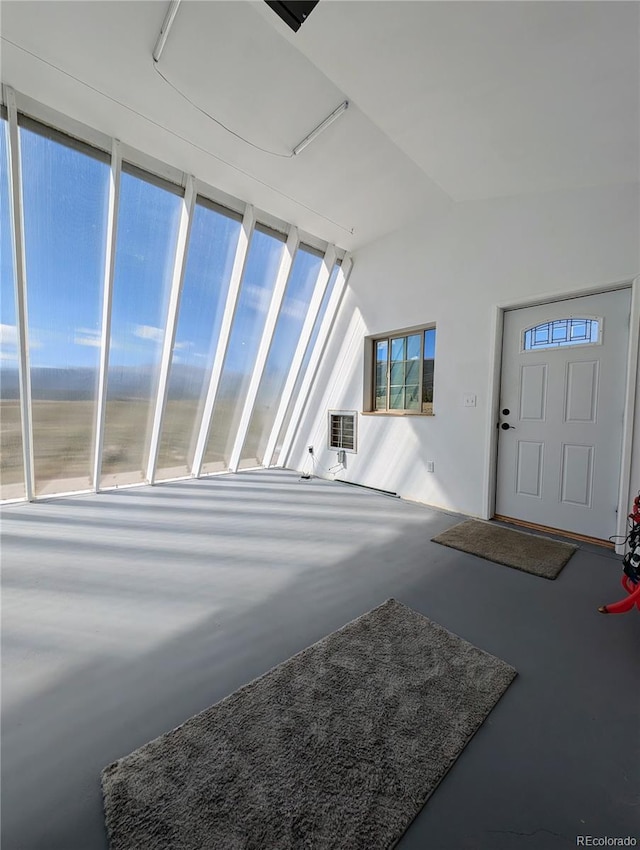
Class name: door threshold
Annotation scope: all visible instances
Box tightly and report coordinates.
[492,514,615,549]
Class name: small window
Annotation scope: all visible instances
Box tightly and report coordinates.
[328,411,357,452]
[523,318,600,351]
[369,326,435,414]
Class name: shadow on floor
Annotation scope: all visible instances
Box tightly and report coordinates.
[2,471,638,850]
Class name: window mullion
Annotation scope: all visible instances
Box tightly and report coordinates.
[386,338,390,412]
[93,138,121,491]
[6,87,35,501]
[419,332,424,415]
[402,334,407,411]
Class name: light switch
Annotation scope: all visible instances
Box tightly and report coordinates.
[463,394,477,407]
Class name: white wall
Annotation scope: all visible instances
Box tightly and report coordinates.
[288,182,640,521]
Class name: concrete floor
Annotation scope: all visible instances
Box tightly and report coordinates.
[2,469,639,850]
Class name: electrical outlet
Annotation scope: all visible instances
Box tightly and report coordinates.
[463,394,477,408]
[308,446,314,454]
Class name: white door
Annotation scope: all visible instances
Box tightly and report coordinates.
[495,289,631,541]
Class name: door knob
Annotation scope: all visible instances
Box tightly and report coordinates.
[500,422,515,430]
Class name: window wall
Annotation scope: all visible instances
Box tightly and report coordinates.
[0,116,25,500]
[155,199,242,481]
[201,226,285,473]
[238,245,323,468]
[20,120,110,495]
[1,96,345,501]
[100,167,181,487]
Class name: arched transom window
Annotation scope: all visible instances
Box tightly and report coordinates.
[523,318,600,351]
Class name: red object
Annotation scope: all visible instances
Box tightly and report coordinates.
[598,490,640,614]
[598,575,640,614]
[630,494,640,524]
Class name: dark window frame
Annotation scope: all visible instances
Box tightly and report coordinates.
[364,325,436,416]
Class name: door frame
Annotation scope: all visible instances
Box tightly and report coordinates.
[483,276,640,554]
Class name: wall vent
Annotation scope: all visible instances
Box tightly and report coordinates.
[328,411,357,453]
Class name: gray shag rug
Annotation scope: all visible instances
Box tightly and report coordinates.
[432,519,577,579]
[102,599,516,850]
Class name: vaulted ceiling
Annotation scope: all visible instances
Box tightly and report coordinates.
[1,1,638,251]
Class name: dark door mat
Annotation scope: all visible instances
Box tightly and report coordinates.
[432,519,577,579]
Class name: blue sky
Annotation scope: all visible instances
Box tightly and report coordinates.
[1,121,325,388]
[1,116,338,483]
[18,127,108,371]
[425,328,436,360]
